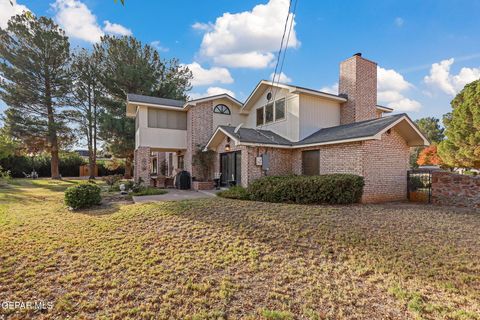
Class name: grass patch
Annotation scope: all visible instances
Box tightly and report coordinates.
[0,179,479,319]
[131,187,168,196]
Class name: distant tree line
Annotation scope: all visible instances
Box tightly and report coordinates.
[0,12,192,179]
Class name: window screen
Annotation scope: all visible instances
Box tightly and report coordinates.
[275,98,285,121]
[302,150,320,176]
[265,102,274,123]
[148,108,187,130]
[256,107,264,126]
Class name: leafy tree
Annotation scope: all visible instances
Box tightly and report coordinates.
[417,145,442,166]
[0,13,72,178]
[0,129,18,159]
[94,35,192,178]
[438,80,480,168]
[69,49,103,179]
[415,117,444,144]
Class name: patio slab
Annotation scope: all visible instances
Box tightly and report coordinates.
[132,189,218,203]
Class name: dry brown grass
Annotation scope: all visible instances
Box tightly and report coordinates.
[0,180,479,319]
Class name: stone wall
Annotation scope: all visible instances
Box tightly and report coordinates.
[432,172,480,208]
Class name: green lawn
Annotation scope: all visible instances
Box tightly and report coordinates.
[0,179,479,319]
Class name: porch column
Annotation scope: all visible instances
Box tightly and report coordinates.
[134,146,151,185]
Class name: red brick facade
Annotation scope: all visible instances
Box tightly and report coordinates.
[339,54,377,124]
[185,101,214,180]
[432,172,480,208]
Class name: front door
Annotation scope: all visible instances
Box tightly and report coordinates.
[220,151,241,186]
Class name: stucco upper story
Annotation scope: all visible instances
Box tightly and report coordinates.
[127,80,397,151]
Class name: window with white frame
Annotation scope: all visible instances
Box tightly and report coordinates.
[256,107,264,126]
[275,98,286,121]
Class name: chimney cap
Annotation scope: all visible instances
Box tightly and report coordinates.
[353,52,362,57]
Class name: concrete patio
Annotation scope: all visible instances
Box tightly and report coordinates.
[132,189,218,203]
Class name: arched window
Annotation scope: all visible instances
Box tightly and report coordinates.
[213,104,231,115]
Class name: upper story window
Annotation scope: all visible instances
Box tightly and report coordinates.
[275,98,286,121]
[213,104,231,115]
[256,98,286,127]
[256,107,264,126]
[148,107,187,130]
[265,102,274,123]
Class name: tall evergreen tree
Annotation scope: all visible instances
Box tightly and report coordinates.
[94,35,192,178]
[415,117,444,144]
[70,49,102,179]
[438,80,480,168]
[0,13,71,178]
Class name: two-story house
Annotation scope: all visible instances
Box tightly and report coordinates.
[127,53,429,203]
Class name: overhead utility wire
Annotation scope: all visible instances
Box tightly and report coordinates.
[273,0,298,102]
[269,0,293,98]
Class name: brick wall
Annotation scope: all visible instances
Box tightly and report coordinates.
[432,172,480,208]
[214,136,293,187]
[339,54,377,124]
[185,101,214,179]
[134,146,151,185]
[361,129,410,203]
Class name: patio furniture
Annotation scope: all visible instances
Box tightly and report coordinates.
[214,172,222,190]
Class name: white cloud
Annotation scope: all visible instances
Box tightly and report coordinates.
[184,62,233,87]
[0,0,31,29]
[150,40,169,52]
[52,0,103,43]
[189,87,236,100]
[320,83,338,94]
[377,66,421,112]
[103,20,132,36]
[196,0,299,69]
[52,0,132,43]
[394,17,404,27]
[424,58,480,96]
[270,72,292,83]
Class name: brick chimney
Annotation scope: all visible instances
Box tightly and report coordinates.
[339,53,377,124]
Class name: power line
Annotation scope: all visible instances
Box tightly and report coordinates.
[273,0,298,102]
[269,0,293,99]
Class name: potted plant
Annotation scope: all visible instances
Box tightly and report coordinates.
[191,145,216,190]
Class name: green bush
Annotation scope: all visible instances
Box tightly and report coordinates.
[64,183,102,210]
[131,187,167,196]
[247,174,364,204]
[217,186,250,200]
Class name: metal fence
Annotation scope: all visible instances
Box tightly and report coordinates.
[407,170,432,203]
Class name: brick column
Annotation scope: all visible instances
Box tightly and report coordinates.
[134,147,151,185]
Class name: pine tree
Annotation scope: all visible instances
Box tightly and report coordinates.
[0,13,72,178]
[438,80,480,168]
[69,49,103,179]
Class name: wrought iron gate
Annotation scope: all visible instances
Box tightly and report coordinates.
[407,170,432,203]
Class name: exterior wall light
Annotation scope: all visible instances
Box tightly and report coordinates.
[225,137,231,152]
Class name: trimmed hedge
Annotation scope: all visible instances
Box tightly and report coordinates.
[64,183,102,210]
[247,174,364,204]
[217,186,250,200]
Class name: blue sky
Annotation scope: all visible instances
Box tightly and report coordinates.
[1,0,480,121]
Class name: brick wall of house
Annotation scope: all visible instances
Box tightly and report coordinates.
[292,143,364,176]
[432,172,480,208]
[185,101,214,179]
[134,146,151,185]
[361,128,410,203]
[214,136,293,187]
[339,54,377,124]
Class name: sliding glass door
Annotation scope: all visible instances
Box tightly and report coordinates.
[220,151,241,186]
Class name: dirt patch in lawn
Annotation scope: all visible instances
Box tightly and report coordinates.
[0,180,479,319]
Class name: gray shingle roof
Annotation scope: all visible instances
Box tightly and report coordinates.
[127,93,184,108]
[219,126,292,146]
[296,113,405,145]
[217,114,406,147]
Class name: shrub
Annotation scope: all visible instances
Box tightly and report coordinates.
[408,176,424,191]
[110,179,135,192]
[0,165,12,187]
[131,187,168,196]
[103,174,123,188]
[247,174,364,204]
[64,183,102,210]
[217,186,249,200]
